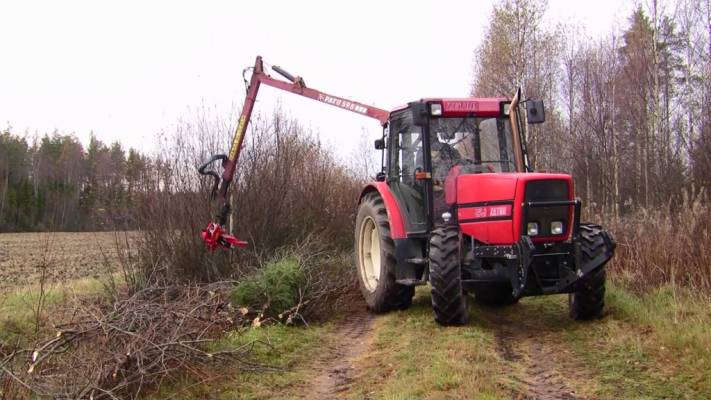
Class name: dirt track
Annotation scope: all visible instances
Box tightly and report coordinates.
[479,301,597,400]
[304,299,596,400]
[308,310,375,399]
[492,316,579,399]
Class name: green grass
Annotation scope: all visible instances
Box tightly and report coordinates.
[562,283,711,399]
[148,322,339,399]
[8,270,707,400]
[156,288,510,400]
[496,283,711,399]
[154,282,711,400]
[346,283,711,400]
[0,276,108,345]
[345,288,509,400]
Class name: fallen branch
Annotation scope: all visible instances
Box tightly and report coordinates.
[0,282,267,399]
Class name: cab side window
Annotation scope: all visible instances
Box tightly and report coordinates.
[389,112,423,186]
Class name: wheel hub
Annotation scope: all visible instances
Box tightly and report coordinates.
[358,216,381,292]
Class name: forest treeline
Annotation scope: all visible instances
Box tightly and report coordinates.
[0,132,153,231]
[472,0,710,216]
[0,109,362,242]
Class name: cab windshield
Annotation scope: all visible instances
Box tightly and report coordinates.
[430,117,515,181]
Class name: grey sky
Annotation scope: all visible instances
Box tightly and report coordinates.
[1,0,632,160]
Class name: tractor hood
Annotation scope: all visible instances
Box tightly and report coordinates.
[445,172,574,245]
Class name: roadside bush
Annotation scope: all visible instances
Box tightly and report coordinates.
[231,237,359,323]
[600,192,711,296]
[129,107,364,285]
[231,257,305,319]
[231,112,362,251]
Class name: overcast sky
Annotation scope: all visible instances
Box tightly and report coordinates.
[0,0,633,161]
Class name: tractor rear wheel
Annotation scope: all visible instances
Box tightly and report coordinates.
[569,224,608,320]
[355,193,414,312]
[429,226,469,326]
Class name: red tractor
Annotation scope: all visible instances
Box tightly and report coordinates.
[200,56,616,325]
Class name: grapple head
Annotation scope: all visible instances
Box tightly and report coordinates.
[201,222,247,251]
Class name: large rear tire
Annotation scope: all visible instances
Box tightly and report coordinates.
[569,224,609,320]
[355,193,414,312]
[429,226,469,326]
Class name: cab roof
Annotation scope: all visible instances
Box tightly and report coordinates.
[391,97,510,118]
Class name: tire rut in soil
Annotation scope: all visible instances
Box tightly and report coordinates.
[309,310,374,399]
[486,311,583,400]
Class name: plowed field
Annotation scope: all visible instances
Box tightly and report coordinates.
[0,232,136,290]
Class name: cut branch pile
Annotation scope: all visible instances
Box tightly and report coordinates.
[279,238,360,323]
[0,283,266,399]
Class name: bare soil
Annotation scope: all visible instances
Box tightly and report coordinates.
[484,305,592,400]
[307,308,375,399]
[0,231,136,290]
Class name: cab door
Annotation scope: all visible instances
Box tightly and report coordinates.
[388,110,427,234]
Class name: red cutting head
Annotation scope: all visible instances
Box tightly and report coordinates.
[201,222,248,251]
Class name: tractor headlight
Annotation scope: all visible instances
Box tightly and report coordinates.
[527,222,539,236]
[551,221,564,235]
[430,103,442,116]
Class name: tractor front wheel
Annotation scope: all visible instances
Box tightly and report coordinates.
[355,193,414,312]
[429,226,469,326]
[569,224,609,320]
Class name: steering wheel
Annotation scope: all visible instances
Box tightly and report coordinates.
[454,157,476,166]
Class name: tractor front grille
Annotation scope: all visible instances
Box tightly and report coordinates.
[523,180,570,237]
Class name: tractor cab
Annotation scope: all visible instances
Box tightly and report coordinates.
[383,94,541,235]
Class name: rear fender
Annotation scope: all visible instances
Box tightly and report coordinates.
[359,182,406,240]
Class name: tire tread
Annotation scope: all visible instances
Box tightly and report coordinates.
[569,223,610,320]
[430,227,469,326]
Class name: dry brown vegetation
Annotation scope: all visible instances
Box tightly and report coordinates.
[0,283,261,399]
[603,194,711,295]
[131,108,362,284]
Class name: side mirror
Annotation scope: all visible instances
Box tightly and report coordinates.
[374,138,385,150]
[525,100,545,124]
[409,101,428,127]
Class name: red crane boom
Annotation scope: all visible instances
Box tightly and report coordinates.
[199,56,389,250]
